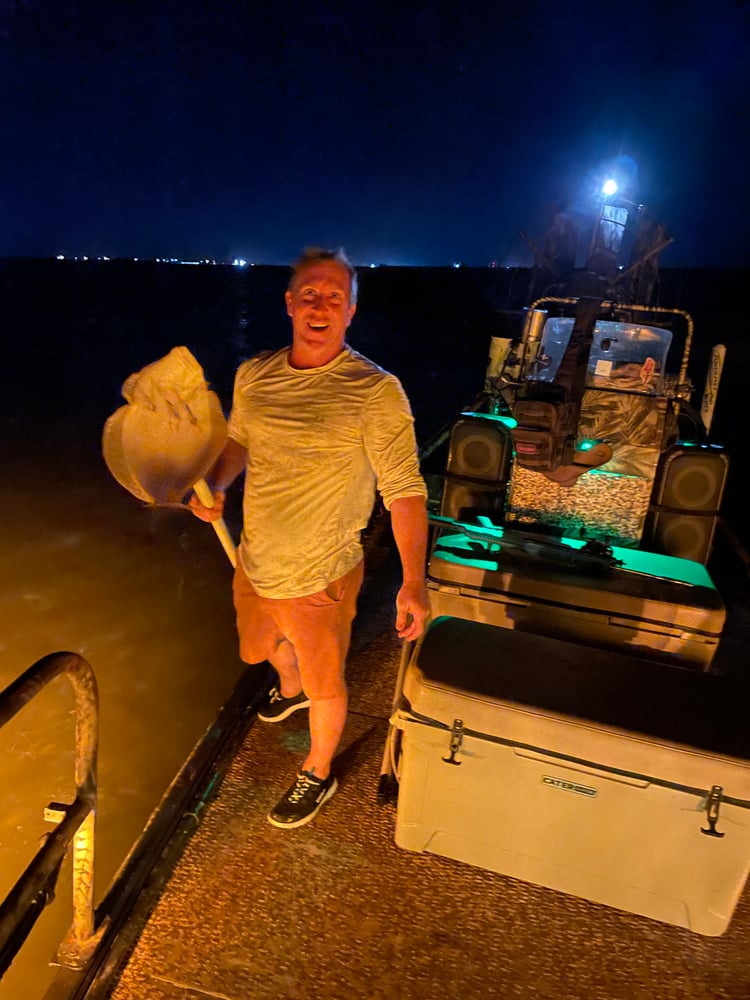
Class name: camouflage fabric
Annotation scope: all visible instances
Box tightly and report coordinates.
[508,389,675,546]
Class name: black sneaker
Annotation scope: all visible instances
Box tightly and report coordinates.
[267,770,338,829]
[257,685,310,723]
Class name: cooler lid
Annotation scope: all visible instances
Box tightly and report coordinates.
[398,617,750,800]
[428,530,725,637]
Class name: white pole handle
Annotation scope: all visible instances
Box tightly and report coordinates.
[699,344,725,437]
[193,478,237,568]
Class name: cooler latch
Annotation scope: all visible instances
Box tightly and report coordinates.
[442,719,464,766]
[701,785,725,838]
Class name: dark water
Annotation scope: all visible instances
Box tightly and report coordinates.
[2,260,747,461]
[3,258,748,541]
[1,259,748,997]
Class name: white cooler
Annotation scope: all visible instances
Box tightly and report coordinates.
[392,617,750,935]
[427,530,726,670]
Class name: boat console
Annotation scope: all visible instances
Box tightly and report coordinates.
[386,294,745,937]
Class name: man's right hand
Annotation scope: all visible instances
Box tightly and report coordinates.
[188,488,226,522]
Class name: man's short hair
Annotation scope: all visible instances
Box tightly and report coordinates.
[289,247,358,304]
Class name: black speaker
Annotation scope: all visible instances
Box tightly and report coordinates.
[440,476,509,521]
[440,414,512,520]
[644,445,729,563]
[445,414,513,481]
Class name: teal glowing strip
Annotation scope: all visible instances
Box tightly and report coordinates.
[462,411,518,429]
[434,531,716,589]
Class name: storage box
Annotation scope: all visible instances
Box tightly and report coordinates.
[427,529,725,670]
[393,618,750,935]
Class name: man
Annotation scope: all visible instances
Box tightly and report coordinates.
[189,247,429,829]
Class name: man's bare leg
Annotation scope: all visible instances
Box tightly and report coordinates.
[269,637,303,697]
[304,692,347,780]
[268,639,345,778]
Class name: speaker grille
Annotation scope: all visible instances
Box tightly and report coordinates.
[644,446,729,563]
[645,512,719,564]
[440,476,508,521]
[439,416,512,522]
[446,416,512,482]
[656,448,729,512]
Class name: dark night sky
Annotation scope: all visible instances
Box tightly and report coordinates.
[2,0,749,266]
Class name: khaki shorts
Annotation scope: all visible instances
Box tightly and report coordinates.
[232,560,365,701]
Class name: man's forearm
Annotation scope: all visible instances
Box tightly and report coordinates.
[389,494,428,582]
[208,437,247,492]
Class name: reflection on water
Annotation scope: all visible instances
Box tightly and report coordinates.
[0,428,243,999]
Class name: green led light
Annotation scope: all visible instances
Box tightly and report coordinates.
[432,531,717,590]
[462,411,518,429]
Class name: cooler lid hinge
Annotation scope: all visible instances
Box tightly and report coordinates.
[442,718,464,766]
[701,784,726,838]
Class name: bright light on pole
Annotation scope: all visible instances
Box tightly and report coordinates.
[602,178,618,197]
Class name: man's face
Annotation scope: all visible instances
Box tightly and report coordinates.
[285,260,356,366]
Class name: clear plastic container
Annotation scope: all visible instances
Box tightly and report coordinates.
[528,319,672,395]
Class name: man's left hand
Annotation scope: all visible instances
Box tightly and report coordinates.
[395,580,429,641]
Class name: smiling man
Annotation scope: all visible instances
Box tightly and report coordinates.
[189,246,429,828]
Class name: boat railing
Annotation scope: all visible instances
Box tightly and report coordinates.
[0,651,102,977]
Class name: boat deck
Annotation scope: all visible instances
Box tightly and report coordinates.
[79,547,750,1000]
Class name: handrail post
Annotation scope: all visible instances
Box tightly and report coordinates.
[0,651,100,970]
[59,649,101,965]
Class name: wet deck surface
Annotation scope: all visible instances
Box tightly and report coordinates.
[108,552,750,1000]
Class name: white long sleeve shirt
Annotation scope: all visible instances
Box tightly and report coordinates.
[227,345,427,598]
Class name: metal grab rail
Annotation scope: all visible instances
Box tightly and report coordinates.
[0,651,100,976]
